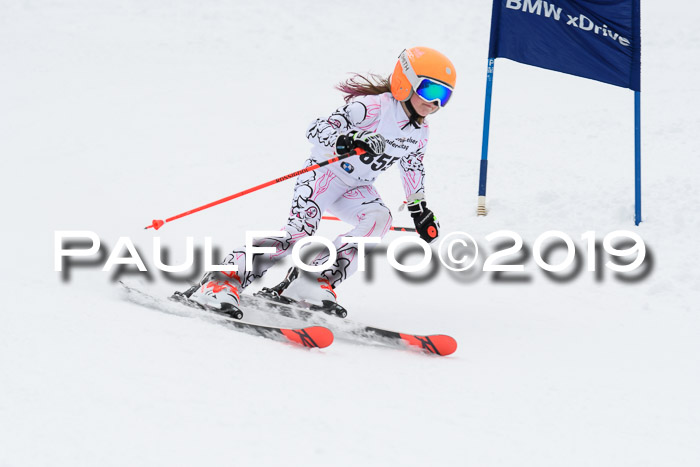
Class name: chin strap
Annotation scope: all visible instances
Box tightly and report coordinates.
[401,98,422,130]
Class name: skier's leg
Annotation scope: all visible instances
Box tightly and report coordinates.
[313,184,393,288]
[216,167,349,290]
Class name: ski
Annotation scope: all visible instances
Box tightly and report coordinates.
[247,291,457,356]
[358,327,457,357]
[119,282,334,349]
[119,281,455,355]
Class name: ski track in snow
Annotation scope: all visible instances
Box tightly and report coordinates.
[2,1,699,466]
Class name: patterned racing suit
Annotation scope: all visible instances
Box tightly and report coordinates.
[222,92,430,290]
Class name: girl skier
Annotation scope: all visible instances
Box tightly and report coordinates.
[189,47,457,313]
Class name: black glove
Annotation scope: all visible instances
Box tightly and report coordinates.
[335,130,386,156]
[407,199,440,243]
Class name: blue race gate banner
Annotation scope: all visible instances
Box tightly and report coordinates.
[488,0,641,91]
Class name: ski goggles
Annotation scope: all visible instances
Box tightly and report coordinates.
[414,78,453,107]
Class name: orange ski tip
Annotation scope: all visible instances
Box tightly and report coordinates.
[308,326,334,348]
[432,335,458,356]
[281,326,334,349]
[399,333,457,356]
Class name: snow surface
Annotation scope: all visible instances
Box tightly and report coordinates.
[2,1,700,466]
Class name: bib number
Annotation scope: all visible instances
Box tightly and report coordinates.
[359,153,400,171]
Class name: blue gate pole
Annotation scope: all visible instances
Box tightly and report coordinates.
[634,91,642,225]
[477,58,495,216]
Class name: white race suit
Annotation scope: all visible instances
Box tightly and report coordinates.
[222,92,431,290]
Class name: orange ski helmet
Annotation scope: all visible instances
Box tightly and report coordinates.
[390,47,456,107]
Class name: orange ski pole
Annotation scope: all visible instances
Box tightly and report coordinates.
[145,149,366,230]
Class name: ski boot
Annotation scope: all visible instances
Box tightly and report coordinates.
[256,266,299,304]
[173,271,244,320]
[258,267,348,318]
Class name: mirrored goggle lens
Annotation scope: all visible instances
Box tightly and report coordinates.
[415,79,453,107]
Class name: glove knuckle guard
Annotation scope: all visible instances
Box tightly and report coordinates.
[343,130,386,156]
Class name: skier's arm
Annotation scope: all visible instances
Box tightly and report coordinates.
[398,149,427,201]
[306,98,381,151]
[400,149,440,243]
